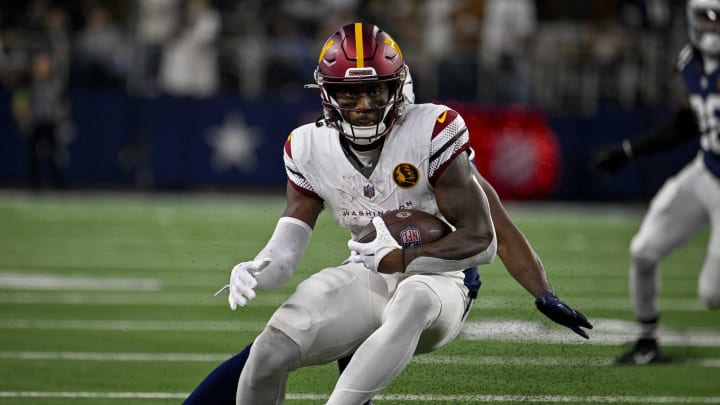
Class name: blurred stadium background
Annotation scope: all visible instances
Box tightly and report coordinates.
[0,0,698,200]
[2,1,719,404]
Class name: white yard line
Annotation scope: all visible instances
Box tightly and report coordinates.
[0,319,267,331]
[2,318,718,347]
[410,355,720,368]
[0,291,286,306]
[0,273,161,291]
[1,351,719,367]
[460,319,720,347]
[1,392,720,403]
[0,290,709,311]
[0,351,232,362]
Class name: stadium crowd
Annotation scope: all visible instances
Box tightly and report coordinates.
[0,0,688,114]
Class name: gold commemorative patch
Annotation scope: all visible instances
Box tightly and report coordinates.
[393,163,419,188]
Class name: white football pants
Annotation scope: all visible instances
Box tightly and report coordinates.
[629,154,720,328]
[236,262,470,405]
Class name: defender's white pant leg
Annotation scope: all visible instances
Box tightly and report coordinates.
[629,256,660,338]
[630,158,708,323]
[699,253,720,308]
[698,162,720,308]
[630,159,707,263]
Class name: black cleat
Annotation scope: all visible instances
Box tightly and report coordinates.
[614,338,668,365]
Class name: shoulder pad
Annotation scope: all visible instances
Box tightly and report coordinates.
[677,44,695,72]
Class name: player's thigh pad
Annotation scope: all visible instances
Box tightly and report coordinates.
[266,263,390,366]
[390,274,469,354]
[631,159,708,261]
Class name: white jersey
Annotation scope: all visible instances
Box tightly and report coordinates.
[283,103,470,240]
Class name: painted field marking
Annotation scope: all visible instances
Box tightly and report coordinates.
[411,354,720,368]
[1,351,719,367]
[0,272,160,291]
[0,351,231,362]
[0,288,709,311]
[2,318,718,347]
[460,319,720,347]
[0,290,286,306]
[1,392,720,403]
[0,319,267,331]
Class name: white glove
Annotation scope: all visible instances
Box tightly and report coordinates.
[347,216,401,272]
[214,258,271,310]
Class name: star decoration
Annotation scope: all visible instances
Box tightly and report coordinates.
[206,113,263,173]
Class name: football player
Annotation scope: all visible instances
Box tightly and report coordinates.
[199,23,592,405]
[591,0,720,365]
[184,166,592,405]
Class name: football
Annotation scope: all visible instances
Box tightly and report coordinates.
[357,209,452,248]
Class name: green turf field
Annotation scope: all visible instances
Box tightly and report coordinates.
[0,191,718,404]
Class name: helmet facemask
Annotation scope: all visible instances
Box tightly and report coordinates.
[317,66,408,146]
[688,0,720,56]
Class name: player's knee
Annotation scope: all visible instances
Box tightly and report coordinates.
[699,288,720,309]
[387,282,441,325]
[629,237,662,264]
[698,256,720,309]
[249,327,301,377]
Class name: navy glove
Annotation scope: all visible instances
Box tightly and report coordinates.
[590,144,630,176]
[535,291,593,339]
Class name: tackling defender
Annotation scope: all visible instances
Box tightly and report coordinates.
[591,0,720,365]
[194,23,592,404]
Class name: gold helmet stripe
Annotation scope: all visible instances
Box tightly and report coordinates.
[354,22,364,67]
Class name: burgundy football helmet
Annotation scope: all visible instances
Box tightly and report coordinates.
[312,22,409,145]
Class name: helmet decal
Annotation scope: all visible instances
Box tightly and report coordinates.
[318,39,335,64]
[384,36,403,60]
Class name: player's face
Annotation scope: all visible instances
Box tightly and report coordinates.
[694,7,720,32]
[333,83,390,126]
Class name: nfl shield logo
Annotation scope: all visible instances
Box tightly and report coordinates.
[400,227,422,248]
[363,184,375,198]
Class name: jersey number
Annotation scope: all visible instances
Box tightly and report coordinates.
[688,95,720,153]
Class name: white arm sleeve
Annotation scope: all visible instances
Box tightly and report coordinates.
[253,216,312,290]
